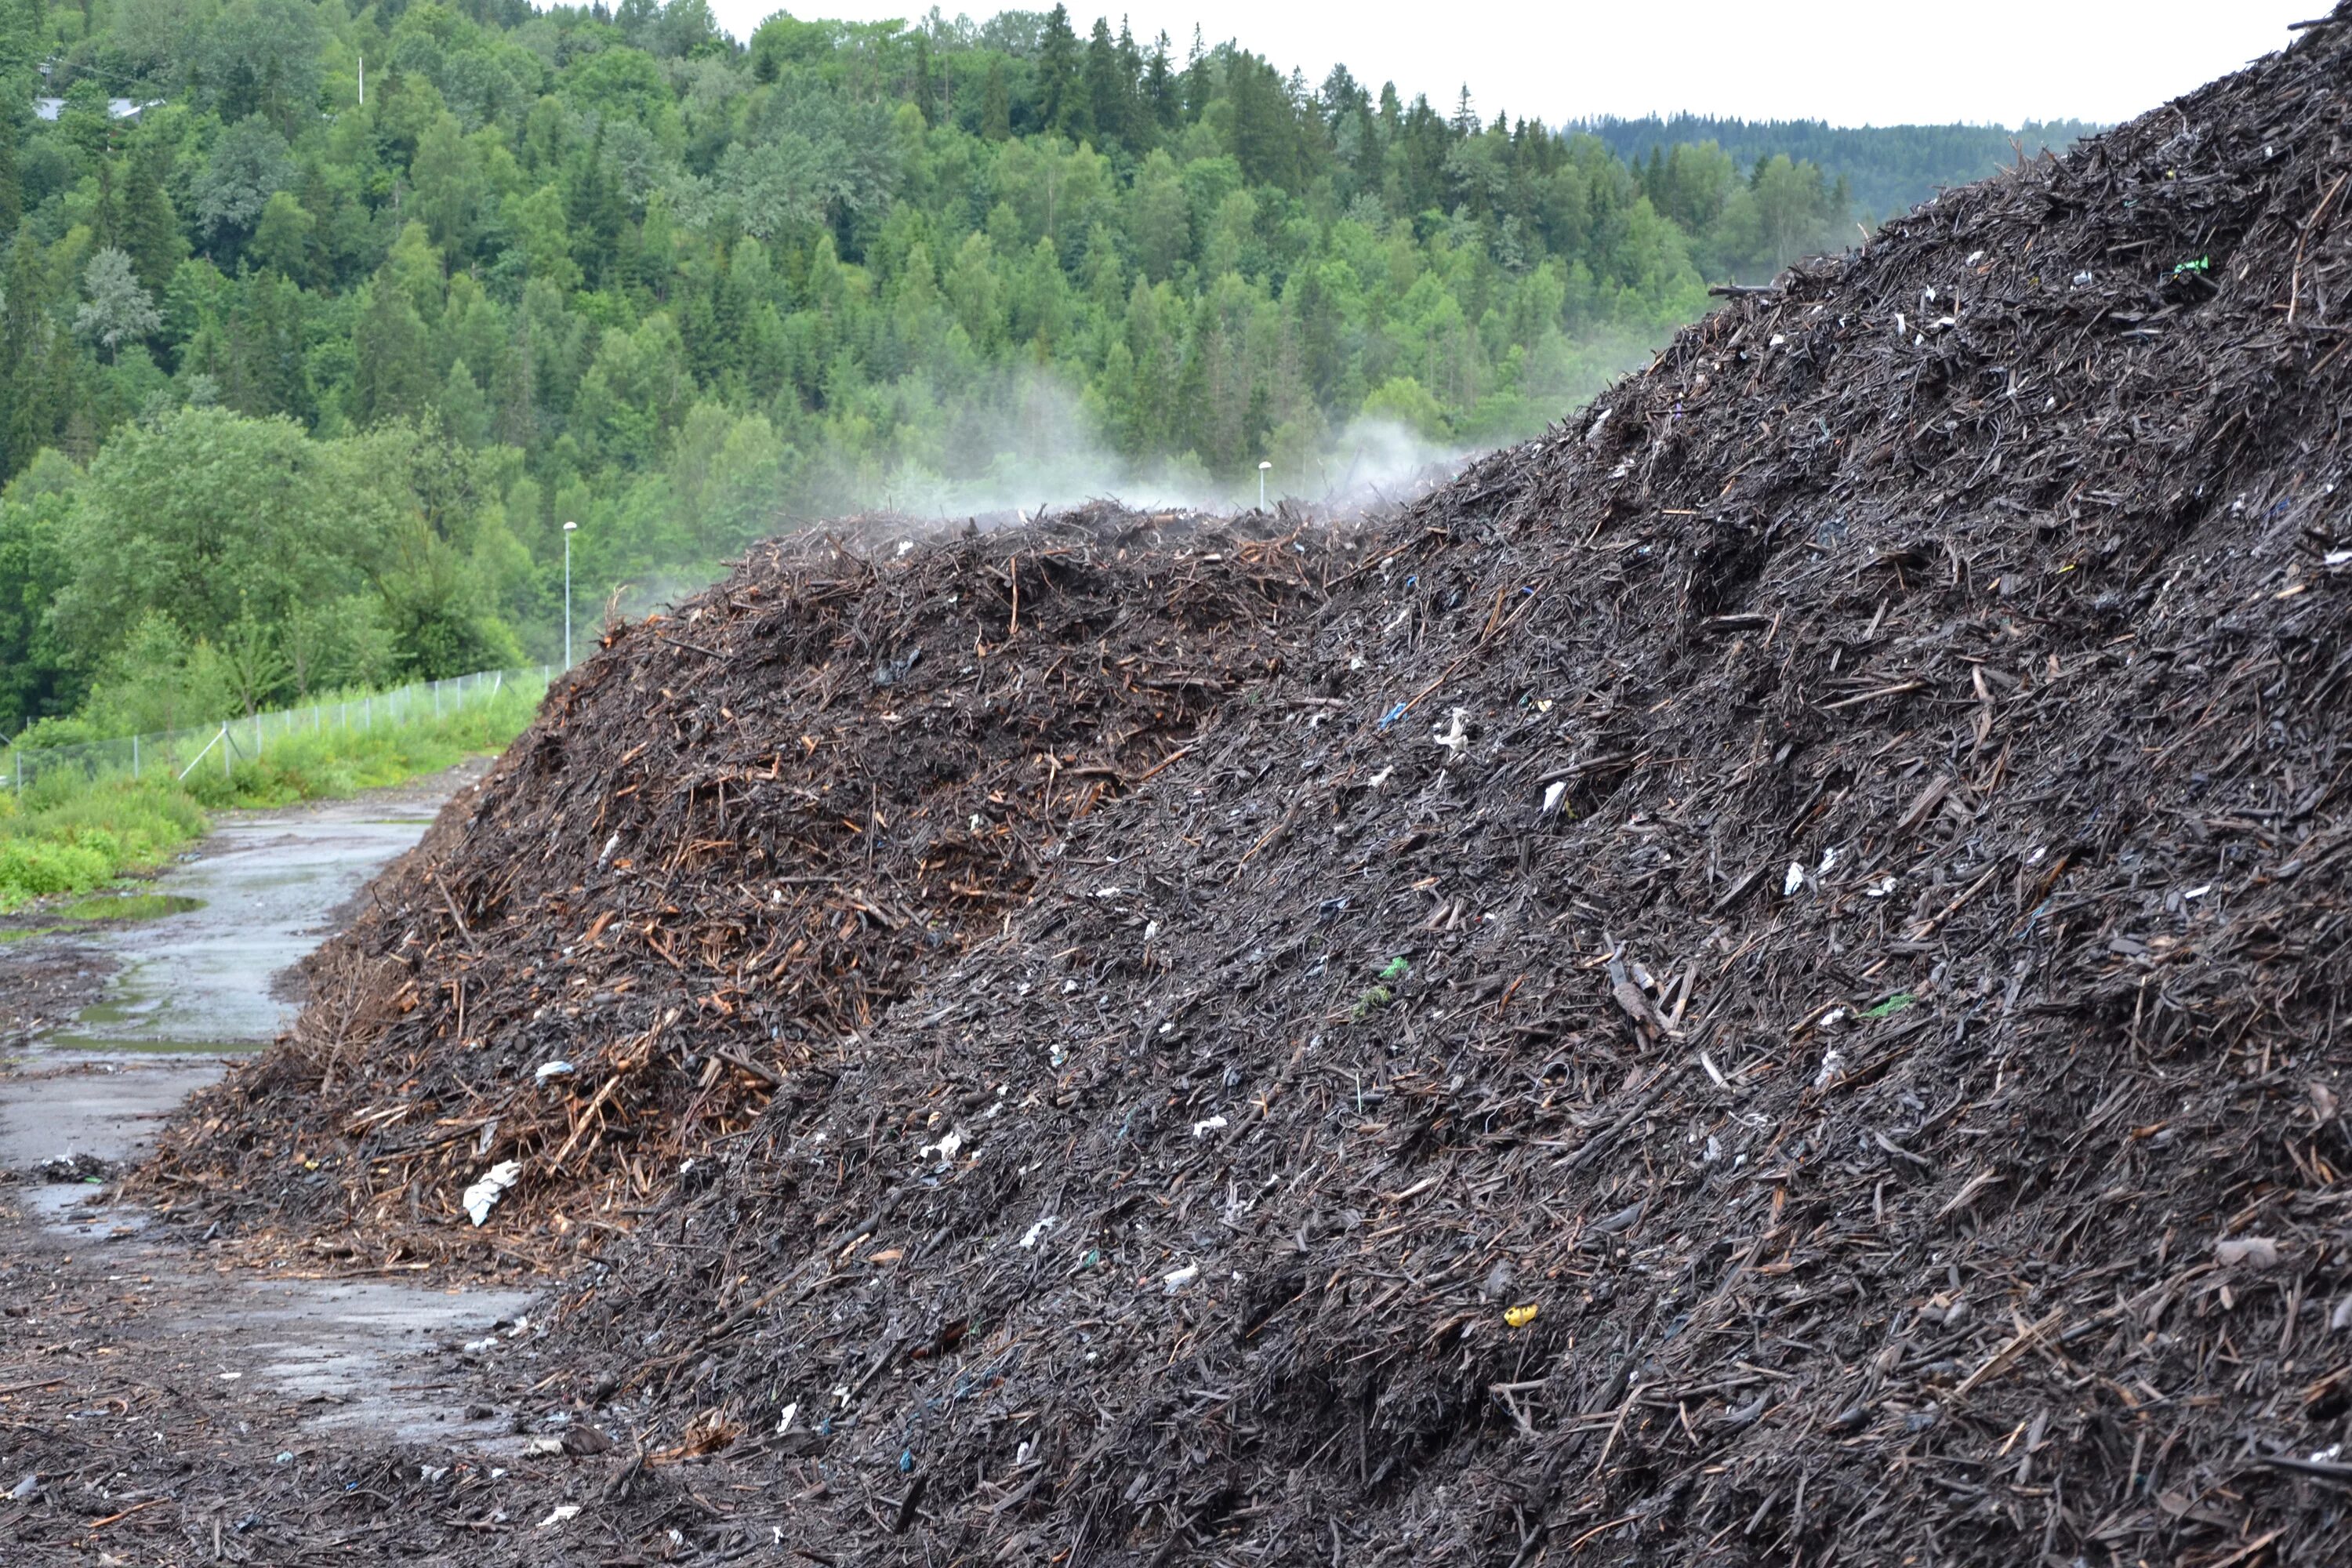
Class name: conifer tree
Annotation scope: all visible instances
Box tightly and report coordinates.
[1040,7,1080,137]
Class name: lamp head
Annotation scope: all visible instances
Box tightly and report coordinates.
[1258,460,1272,470]
[563,521,578,532]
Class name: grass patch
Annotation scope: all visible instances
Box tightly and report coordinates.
[50,893,205,922]
[0,681,539,912]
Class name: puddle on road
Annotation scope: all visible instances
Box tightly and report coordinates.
[50,975,260,1054]
[50,892,207,923]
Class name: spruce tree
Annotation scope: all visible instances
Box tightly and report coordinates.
[1081,18,1122,147]
[1144,34,1176,132]
[1039,6,1080,136]
[118,141,187,296]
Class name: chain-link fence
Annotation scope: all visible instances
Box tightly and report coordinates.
[4,666,552,797]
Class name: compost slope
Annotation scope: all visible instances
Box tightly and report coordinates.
[547,15,2352,1566]
[147,509,1334,1261]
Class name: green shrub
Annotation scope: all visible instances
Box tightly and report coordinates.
[0,836,112,899]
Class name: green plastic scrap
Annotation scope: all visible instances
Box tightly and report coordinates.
[1377,956,1410,982]
[1862,991,1916,1019]
[2172,256,2211,276]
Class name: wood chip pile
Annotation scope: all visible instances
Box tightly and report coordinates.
[154,11,2352,1563]
[144,508,1337,1263]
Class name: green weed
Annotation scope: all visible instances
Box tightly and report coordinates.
[0,685,537,910]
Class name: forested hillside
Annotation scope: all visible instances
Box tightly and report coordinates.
[1579,115,2103,223]
[0,0,2059,739]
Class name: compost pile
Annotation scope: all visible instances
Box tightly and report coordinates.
[143,507,1334,1262]
[501,14,2352,1566]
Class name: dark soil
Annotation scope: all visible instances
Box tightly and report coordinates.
[0,931,109,1054]
[125,11,2352,1565]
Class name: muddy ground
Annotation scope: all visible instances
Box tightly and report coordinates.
[0,764,688,1565]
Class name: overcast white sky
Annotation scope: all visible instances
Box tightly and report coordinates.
[699,2,2320,128]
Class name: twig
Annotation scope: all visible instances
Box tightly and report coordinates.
[430,870,471,942]
[2288,171,2347,326]
[86,1496,172,1531]
[0,1377,71,1397]
[1953,1307,2067,1398]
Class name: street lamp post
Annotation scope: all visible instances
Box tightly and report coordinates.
[1258,459,1272,510]
[562,520,578,668]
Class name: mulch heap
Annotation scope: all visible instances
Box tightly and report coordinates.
[140,506,1339,1265]
[504,12,2352,1566]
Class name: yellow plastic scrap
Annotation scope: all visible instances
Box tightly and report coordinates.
[1504,1303,1539,1329]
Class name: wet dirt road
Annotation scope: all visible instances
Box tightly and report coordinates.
[0,766,546,1559]
[1,795,453,1178]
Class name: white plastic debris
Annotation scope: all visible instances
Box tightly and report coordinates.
[1783,862,1806,897]
[1018,1216,1057,1248]
[534,1060,574,1085]
[1192,1115,1228,1138]
[920,1127,964,1163]
[1541,781,1569,816]
[597,833,619,866]
[775,1401,799,1435]
[1432,707,1470,758]
[1864,876,1900,898]
[1813,1050,1847,1090]
[2071,270,2093,288]
[1161,1263,1200,1293]
[538,1504,582,1530]
[462,1161,522,1226]
[2325,550,2352,568]
[1817,846,1838,873]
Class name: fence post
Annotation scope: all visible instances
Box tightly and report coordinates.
[222,723,231,780]
[132,734,140,782]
